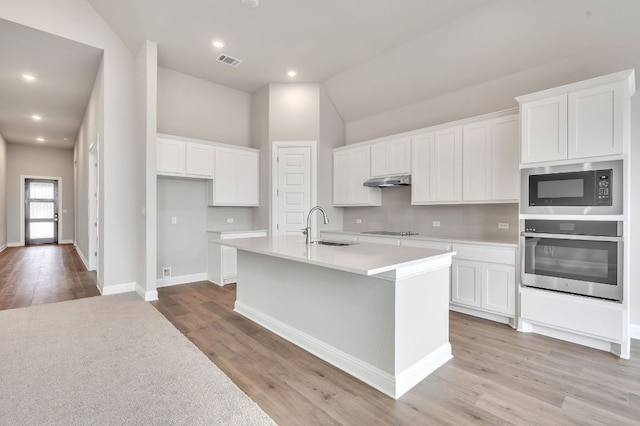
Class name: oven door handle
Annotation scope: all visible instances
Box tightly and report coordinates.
[521,232,623,242]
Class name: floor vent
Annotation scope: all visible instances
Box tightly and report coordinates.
[216,54,242,67]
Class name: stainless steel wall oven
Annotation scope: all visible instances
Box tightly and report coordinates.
[521,219,623,302]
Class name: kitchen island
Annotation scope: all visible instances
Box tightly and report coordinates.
[212,236,456,399]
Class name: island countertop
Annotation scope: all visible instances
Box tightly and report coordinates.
[210,235,455,277]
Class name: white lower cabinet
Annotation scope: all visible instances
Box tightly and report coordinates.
[208,230,268,285]
[451,244,516,319]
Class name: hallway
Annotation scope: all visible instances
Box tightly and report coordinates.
[0,245,99,311]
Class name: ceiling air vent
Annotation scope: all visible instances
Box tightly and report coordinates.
[216,54,242,67]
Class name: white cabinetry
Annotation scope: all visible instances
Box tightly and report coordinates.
[208,147,259,206]
[370,137,411,177]
[208,230,268,285]
[411,126,462,204]
[333,146,381,207]
[157,136,214,179]
[462,115,519,202]
[451,244,516,319]
[518,70,634,164]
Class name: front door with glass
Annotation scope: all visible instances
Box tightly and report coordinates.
[25,179,58,245]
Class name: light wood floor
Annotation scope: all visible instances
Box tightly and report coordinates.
[153,281,640,426]
[0,244,99,311]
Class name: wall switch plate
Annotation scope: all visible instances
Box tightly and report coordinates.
[355,219,362,224]
[498,222,509,230]
[432,221,441,227]
[171,216,177,225]
[227,218,235,223]
[162,267,171,278]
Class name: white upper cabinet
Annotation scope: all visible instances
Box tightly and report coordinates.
[462,115,519,202]
[157,135,213,179]
[412,126,462,204]
[370,137,411,177]
[518,69,634,164]
[333,146,381,207]
[209,147,259,206]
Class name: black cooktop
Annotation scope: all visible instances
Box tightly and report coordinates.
[361,231,419,236]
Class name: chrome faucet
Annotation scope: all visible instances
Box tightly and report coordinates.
[303,206,329,244]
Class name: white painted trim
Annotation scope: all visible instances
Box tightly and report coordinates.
[99,282,136,296]
[630,324,640,340]
[0,245,6,253]
[7,242,22,247]
[19,175,63,245]
[235,301,451,399]
[59,239,74,244]
[75,246,90,271]
[449,304,514,327]
[156,272,208,288]
[136,282,158,302]
[270,141,318,238]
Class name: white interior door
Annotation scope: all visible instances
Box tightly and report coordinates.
[275,146,312,237]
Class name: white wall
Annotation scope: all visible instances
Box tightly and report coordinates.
[6,144,75,244]
[157,178,207,279]
[251,86,270,230]
[157,67,251,147]
[0,0,138,290]
[319,87,344,231]
[0,133,7,249]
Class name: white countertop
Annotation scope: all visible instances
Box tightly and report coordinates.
[210,235,455,276]
[207,229,268,239]
[322,230,517,248]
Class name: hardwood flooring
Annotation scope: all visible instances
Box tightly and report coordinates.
[153,281,640,426]
[0,244,99,311]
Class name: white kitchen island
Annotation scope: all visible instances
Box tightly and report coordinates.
[212,236,456,399]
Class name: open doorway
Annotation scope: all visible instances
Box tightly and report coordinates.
[24,178,59,245]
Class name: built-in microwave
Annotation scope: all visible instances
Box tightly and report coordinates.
[521,160,622,215]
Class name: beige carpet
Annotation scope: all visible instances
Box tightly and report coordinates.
[0,293,276,425]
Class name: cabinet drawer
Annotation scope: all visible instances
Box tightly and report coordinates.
[452,244,515,265]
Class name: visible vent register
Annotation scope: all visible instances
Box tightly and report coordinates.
[216,54,242,67]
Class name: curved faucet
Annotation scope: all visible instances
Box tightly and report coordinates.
[303,206,329,245]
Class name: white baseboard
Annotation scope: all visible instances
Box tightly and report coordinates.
[59,239,74,244]
[156,272,207,288]
[0,244,6,253]
[235,301,451,399]
[75,247,90,270]
[7,242,22,247]
[631,324,640,340]
[136,282,158,302]
[449,303,515,327]
[99,281,137,296]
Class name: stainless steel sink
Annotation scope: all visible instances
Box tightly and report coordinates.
[311,240,355,246]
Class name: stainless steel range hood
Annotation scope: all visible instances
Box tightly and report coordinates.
[363,175,411,188]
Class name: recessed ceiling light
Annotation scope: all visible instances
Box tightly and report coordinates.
[22,73,36,82]
[287,70,297,77]
[212,40,225,49]
[36,137,45,142]
[31,114,42,121]
[64,137,68,141]
[242,0,259,7]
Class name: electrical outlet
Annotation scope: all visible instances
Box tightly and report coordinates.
[498,222,510,230]
[162,267,171,278]
[432,220,441,227]
[355,219,362,224]
[227,218,235,223]
[171,216,177,225]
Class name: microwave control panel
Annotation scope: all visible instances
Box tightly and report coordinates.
[596,169,612,206]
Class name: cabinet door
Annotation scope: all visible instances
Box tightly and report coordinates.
[333,151,351,205]
[568,82,624,159]
[451,259,482,308]
[221,246,238,282]
[411,133,433,203]
[491,115,519,201]
[213,148,238,204]
[481,263,515,316]
[185,143,214,178]
[236,150,259,205]
[432,126,462,202]
[350,146,380,205]
[462,121,491,201]
[521,95,568,164]
[370,142,388,177]
[157,138,185,175]
[388,137,411,175]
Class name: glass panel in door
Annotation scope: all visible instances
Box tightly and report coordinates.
[25,179,58,245]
